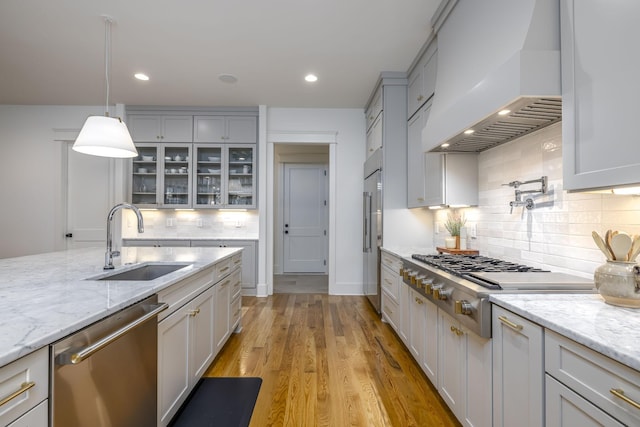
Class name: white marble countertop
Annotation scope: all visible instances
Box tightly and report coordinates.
[381,246,436,259]
[0,246,240,367]
[123,237,258,241]
[490,293,640,371]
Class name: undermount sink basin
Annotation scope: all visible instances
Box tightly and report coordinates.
[91,263,192,281]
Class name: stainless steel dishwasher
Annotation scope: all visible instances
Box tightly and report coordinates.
[51,295,167,427]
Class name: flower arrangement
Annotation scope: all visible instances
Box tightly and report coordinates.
[444,212,466,237]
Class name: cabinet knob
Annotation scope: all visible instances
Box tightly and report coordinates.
[417,95,424,101]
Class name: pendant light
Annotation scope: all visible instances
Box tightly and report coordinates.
[73,16,138,158]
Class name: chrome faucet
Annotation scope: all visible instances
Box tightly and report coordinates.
[503,176,548,213]
[104,203,144,269]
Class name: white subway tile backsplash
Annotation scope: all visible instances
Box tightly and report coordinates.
[438,121,640,278]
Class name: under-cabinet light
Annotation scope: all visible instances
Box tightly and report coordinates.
[219,208,248,212]
[611,186,640,195]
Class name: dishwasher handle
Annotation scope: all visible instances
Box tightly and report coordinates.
[57,302,168,365]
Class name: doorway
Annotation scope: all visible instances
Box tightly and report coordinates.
[273,144,329,293]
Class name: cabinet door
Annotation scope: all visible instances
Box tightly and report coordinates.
[366,114,383,157]
[226,116,257,143]
[193,144,224,207]
[129,115,162,142]
[161,144,192,207]
[561,0,640,191]
[161,116,193,142]
[190,287,216,380]
[193,116,226,143]
[226,145,256,208]
[131,144,161,207]
[398,282,410,346]
[129,115,192,142]
[365,88,382,131]
[6,400,47,427]
[492,306,544,427]
[423,153,445,206]
[409,289,426,363]
[158,308,190,426]
[214,278,231,352]
[422,299,438,386]
[225,241,256,290]
[438,310,464,420]
[407,64,423,118]
[407,101,431,208]
[546,375,624,427]
[463,325,492,427]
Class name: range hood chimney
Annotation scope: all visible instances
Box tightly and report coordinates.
[423,0,561,153]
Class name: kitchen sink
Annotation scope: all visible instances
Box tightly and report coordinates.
[89,263,192,281]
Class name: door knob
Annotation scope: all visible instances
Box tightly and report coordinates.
[285,230,288,234]
[65,233,73,238]
[284,224,289,228]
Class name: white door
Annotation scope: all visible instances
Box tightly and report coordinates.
[283,164,328,273]
[65,143,113,249]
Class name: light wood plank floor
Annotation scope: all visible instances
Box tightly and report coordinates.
[205,294,460,427]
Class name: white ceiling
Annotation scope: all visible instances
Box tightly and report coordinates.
[0,0,440,109]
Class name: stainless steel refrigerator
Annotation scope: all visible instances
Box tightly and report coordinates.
[363,149,382,313]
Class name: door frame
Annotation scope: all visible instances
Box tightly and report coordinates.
[264,131,337,296]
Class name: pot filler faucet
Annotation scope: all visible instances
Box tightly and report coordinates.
[104,203,144,270]
[503,176,548,213]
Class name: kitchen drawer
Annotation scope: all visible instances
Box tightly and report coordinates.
[212,257,234,282]
[546,330,640,426]
[381,265,400,302]
[230,252,242,272]
[381,292,400,332]
[380,251,402,273]
[0,347,48,427]
[6,399,47,427]
[230,268,242,300]
[157,267,214,320]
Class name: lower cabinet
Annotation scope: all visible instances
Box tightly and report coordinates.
[492,306,544,427]
[6,400,47,427]
[157,254,242,426]
[438,310,492,427]
[191,240,257,294]
[408,288,438,386]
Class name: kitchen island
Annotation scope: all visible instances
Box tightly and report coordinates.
[0,246,240,367]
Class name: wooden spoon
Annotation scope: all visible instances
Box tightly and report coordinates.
[611,232,632,261]
[592,231,614,260]
[628,234,640,261]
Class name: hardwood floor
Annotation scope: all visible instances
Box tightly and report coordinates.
[205,294,460,426]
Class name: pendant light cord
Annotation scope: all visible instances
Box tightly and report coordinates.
[104,17,112,117]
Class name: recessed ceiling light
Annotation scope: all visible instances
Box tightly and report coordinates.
[464,129,475,135]
[498,109,511,116]
[305,74,318,82]
[218,74,238,84]
[441,143,450,148]
[134,73,149,81]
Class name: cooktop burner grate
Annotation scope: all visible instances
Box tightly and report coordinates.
[411,254,550,288]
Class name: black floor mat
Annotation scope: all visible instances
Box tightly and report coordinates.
[169,377,262,427]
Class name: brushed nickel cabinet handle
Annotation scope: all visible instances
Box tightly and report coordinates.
[498,315,523,332]
[0,381,35,407]
[610,388,640,410]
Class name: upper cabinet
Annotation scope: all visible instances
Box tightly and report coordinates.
[407,42,437,118]
[194,116,257,144]
[423,153,478,208]
[365,88,383,132]
[407,100,432,208]
[561,0,640,191]
[128,115,193,142]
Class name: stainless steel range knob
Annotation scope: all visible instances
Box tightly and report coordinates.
[415,275,426,289]
[403,269,412,281]
[433,287,452,300]
[399,267,405,277]
[409,272,418,285]
[422,278,434,294]
[430,284,442,296]
[455,300,473,315]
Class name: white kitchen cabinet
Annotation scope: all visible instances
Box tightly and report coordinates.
[561,0,640,191]
[408,289,426,363]
[546,375,624,427]
[424,153,478,208]
[438,310,492,427]
[407,100,432,208]
[545,330,640,426]
[408,288,438,386]
[366,113,383,158]
[193,144,224,207]
[365,87,382,132]
[193,116,257,144]
[226,145,256,208]
[492,306,544,427]
[407,42,437,118]
[157,256,241,426]
[122,239,192,248]
[398,281,410,347]
[380,251,402,334]
[129,115,193,142]
[0,347,48,427]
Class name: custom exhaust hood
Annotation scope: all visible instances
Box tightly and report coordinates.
[423,0,562,153]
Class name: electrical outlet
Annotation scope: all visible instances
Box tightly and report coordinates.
[196,218,203,228]
[435,222,440,234]
[469,223,477,238]
[166,218,175,228]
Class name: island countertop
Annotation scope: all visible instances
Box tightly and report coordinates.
[0,246,241,367]
[490,293,640,372]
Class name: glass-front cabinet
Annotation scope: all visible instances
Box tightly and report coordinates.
[131,143,192,208]
[194,145,223,207]
[132,143,255,209]
[227,145,255,207]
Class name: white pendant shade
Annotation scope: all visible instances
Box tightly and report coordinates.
[73,115,138,158]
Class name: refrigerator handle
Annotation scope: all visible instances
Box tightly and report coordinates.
[363,191,372,252]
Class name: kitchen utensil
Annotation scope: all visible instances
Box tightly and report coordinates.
[138,168,147,173]
[629,235,640,261]
[592,231,614,260]
[610,232,632,261]
[605,229,613,253]
[141,155,154,161]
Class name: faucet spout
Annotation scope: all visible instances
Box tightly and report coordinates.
[104,203,144,270]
